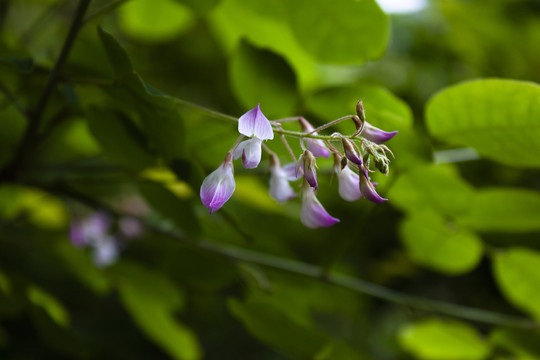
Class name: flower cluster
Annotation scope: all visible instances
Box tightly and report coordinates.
[200,101,397,229]
[70,212,142,267]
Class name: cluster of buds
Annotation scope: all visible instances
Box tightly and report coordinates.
[200,101,397,229]
[70,212,142,267]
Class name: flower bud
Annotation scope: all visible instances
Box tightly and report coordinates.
[301,150,318,189]
[341,138,362,166]
[356,100,366,123]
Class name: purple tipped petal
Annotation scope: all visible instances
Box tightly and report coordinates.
[200,161,236,214]
[300,187,340,229]
[359,168,387,204]
[362,121,398,144]
[70,222,87,247]
[269,165,296,203]
[338,166,363,202]
[238,104,274,140]
[282,162,303,181]
[233,137,263,169]
[304,165,318,189]
[306,139,330,158]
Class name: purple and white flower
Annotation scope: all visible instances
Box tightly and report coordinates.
[299,118,330,158]
[362,121,398,144]
[359,166,387,203]
[238,104,274,140]
[300,186,340,229]
[234,104,274,169]
[233,137,263,169]
[69,212,120,268]
[200,152,236,214]
[282,162,303,181]
[337,165,363,202]
[268,155,296,203]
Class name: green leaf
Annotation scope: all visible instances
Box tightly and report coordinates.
[86,106,155,170]
[426,79,540,167]
[176,0,221,14]
[399,319,491,360]
[279,0,388,64]
[389,164,475,217]
[138,180,200,237]
[98,28,187,162]
[230,41,298,118]
[114,262,202,360]
[458,188,540,233]
[118,0,194,43]
[26,285,70,328]
[228,298,328,358]
[490,328,540,360]
[493,247,540,321]
[400,211,483,275]
[97,27,133,77]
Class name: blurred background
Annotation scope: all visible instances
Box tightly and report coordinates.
[1,0,540,359]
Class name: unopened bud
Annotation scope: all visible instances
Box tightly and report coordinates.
[374,156,389,176]
[356,100,366,123]
[301,150,318,189]
[341,138,362,166]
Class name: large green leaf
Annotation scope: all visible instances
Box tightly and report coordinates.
[458,188,540,233]
[115,262,201,360]
[279,0,388,64]
[98,28,187,162]
[399,319,491,360]
[26,285,70,328]
[426,79,540,167]
[86,106,155,170]
[230,41,298,118]
[400,211,483,275]
[493,247,540,321]
[389,164,475,217]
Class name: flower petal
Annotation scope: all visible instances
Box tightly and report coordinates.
[241,137,263,169]
[92,236,118,268]
[300,187,340,229]
[359,168,387,203]
[362,121,398,144]
[269,166,296,203]
[200,162,236,213]
[282,162,303,181]
[119,217,143,238]
[338,166,363,202]
[238,104,274,140]
[306,138,330,158]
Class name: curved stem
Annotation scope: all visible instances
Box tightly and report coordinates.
[45,184,538,330]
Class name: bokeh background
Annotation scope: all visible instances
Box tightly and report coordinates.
[1,0,540,359]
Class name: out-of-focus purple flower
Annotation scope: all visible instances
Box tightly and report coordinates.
[300,186,340,229]
[233,137,263,169]
[299,118,330,158]
[341,138,363,166]
[299,150,318,189]
[69,212,122,268]
[70,212,110,248]
[119,217,143,238]
[337,165,363,202]
[269,155,296,203]
[359,166,387,203]
[362,121,398,144]
[200,152,236,214]
[238,104,274,140]
[92,235,118,268]
[282,162,303,181]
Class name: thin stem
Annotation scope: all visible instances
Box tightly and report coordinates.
[2,0,91,180]
[271,117,302,124]
[48,184,537,330]
[280,134,297,163]
[308,115,355,135]
[261,143,276,156]
[83,0,131,24]
[229,135,245,152]
[174,98,238,125]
